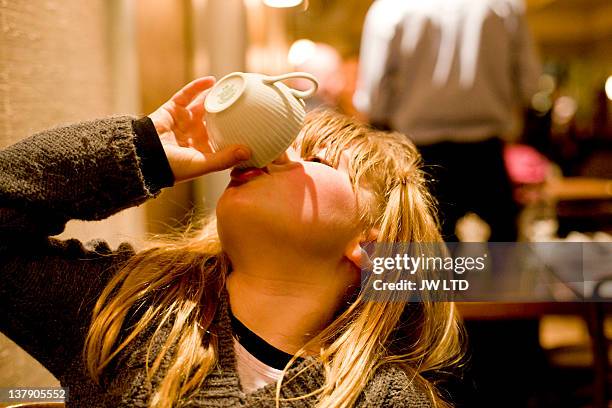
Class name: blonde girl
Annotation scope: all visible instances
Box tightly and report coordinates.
[0,77,463,408]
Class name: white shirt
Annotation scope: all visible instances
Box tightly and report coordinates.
[233,337,284,394]
[354,0,541,144]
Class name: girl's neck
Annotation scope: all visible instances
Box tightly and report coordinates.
[225,261,356,355]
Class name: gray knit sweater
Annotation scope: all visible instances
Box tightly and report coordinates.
[0,116,433,407]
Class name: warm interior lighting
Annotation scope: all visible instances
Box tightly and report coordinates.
[538,74,556,94]
[531,92,552,113]
[288,39,316,66]
[553,96,577,125]
[263,0,303,7]
[605,76,612,101]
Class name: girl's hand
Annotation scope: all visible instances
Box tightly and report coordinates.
[148,77,251,184]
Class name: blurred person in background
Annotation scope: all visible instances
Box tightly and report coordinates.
[355,0,541,242]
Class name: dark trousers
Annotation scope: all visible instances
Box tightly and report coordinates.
[418,137,518,242]
[420,139,544,407]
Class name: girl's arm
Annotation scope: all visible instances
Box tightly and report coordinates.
[0,115,174,241]
[0,77,250,381]
[0,115,175,379]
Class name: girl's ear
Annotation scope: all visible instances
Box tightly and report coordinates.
[344,228,379,269]
[365,227,379,243]
[345,241,371,270]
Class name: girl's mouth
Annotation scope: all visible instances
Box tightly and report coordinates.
[229,166,269,183]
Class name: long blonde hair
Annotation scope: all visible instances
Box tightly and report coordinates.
[84,109,464,407]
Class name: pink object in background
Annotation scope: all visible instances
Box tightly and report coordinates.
[504,144,550,185]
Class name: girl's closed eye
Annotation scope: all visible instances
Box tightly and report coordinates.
[305,155,334,167]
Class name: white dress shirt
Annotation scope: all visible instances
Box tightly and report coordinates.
[354,0,541,144]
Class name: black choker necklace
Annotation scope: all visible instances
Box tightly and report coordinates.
[228,307,304,370]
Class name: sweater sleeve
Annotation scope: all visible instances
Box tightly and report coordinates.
[0,115,175,380]
[0,115,174,240]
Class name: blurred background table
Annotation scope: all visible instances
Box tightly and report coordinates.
[457,301,612,408]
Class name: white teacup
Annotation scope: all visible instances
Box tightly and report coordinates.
[204,71,319,168]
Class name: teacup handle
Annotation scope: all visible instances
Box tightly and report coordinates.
[263,72,319,100]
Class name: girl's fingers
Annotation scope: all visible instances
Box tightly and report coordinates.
[198,145,251,174]
[188,99,206,122]
[171,77,216,107]
[163,102,192,142]
[190,123,211,152]
[187,88,210,115]
[169,102,191,123]
[170,145,251,183]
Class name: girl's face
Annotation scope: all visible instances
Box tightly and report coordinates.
[216,146,363,258]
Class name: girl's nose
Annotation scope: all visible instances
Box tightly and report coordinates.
[271,147,299,165]
[271,151,290,165]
